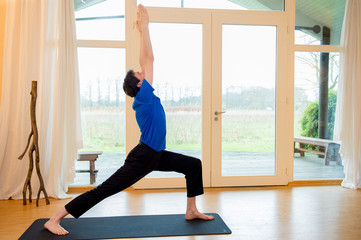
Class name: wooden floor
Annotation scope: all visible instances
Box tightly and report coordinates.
[1,186,361,240]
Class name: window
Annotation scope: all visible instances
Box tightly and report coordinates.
[74,48,126,185]
[75,0,125,40]
[294,52,344,180]
[72,0,127,185]
[78,48,126,152]
[293,0,346,181]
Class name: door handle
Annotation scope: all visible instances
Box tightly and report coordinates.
[214,111,226,115]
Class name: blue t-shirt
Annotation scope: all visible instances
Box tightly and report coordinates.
[132,79,166,152]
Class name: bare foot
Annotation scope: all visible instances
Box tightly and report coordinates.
[185,210,214,221]
[44,218,69,235]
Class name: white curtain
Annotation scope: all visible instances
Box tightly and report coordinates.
[0,0,82,199]
[334,0,361,189]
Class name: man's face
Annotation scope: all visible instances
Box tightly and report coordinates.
[134,71,144,88]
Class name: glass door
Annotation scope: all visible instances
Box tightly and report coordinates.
[211,12,289,187]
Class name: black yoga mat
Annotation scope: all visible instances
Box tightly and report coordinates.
[19,213,231,239]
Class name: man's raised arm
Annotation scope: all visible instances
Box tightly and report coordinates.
[136,5,154,85]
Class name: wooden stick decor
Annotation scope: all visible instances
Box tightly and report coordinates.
[18,81,50,206]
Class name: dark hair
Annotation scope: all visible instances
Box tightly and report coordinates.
[123,70,140,97]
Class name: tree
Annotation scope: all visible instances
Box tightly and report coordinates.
[299,89,337,140]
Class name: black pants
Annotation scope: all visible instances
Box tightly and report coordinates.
[65,142,204,218]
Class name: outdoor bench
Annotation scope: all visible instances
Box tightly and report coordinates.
[76,151,103,184]
[294,136,341,165]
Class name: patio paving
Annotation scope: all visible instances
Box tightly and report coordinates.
[70,150,344,186]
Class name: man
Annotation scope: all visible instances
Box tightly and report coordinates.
[44,5,213,236]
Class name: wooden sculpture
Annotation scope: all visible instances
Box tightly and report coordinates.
[18,81,50,206]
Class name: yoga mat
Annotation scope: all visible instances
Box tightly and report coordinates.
[19,213,231,239]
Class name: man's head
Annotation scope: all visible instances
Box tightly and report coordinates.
[123,70,143,97]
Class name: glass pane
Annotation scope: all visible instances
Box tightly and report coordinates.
[295,0,346,45]
[138,0,284,11]
[146,23,203,178]
[221,25,276,176]
[75,0,125,40]
[294,52,344,180]
[73,48,126,185]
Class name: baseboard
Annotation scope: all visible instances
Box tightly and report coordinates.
[288,179,342,186]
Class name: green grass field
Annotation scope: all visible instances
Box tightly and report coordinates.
[80,108,279,153]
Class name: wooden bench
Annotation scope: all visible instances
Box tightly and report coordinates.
[294,136,341,165]
[76,151,103,184]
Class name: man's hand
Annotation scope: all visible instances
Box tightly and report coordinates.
[136,4,149,32]
[136,4,154,85]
